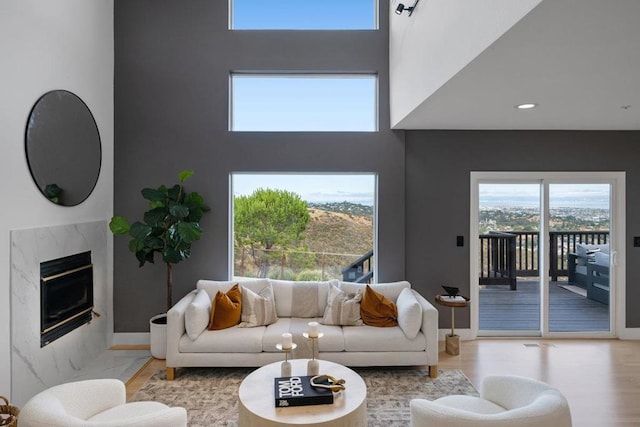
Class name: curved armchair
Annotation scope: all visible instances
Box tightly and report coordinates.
[19,379,187,427]
[410,375,572,427]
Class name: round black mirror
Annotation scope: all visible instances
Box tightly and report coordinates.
[25,90,102,206]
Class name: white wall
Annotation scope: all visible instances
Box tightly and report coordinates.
[388,0,542,128]
[0,0,113,401]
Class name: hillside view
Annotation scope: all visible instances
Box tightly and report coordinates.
[303,203,373,257]
[479,206,610,234]
[235,201,609,280]
[234,201,373,281]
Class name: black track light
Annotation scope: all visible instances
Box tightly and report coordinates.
[394,0,420,17]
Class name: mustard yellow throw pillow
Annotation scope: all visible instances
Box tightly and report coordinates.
[360,285,398,327]
[208,283,242,330]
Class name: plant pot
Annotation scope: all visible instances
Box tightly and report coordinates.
[150,313,167,359]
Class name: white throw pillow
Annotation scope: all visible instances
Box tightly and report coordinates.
[321,284,363,326]
[185,289,211,340]
[239,285,278,328]
[396,288,422,339]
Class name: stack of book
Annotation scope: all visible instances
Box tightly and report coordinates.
[274,375,334,407]
[440,295,467,303]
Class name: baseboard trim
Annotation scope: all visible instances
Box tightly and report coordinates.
[111,332,149,347]
[619,328,640,339]
[125,357,154,387]
[438,328,640,340]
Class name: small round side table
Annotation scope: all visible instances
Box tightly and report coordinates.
[435,294,470,355]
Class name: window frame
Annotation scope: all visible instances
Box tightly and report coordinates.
[229,0,379,31]
[229,72,379,132]
[229,172,378,282]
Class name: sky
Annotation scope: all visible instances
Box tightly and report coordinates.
[232,173,376,205]
[479,183,611,209]
[232,75,377,132]
[231,0,376,30]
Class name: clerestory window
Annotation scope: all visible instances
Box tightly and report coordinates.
[230,73,378,132]
[230,0,378,30]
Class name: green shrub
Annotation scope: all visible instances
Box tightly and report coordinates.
[267,268,296,280]
[295,269,324,281]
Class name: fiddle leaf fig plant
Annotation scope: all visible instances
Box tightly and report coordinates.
[109,170,209,310]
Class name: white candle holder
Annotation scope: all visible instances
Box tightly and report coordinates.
[303,332,324,376]
[276,342,297,377]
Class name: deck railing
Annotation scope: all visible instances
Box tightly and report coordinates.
[342,249,374,283]
[235,246,372,281]
[549,231,609,280]
[479,232,517,290]
[479,230,609,287]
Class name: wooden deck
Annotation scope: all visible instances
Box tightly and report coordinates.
[479,280,610,332]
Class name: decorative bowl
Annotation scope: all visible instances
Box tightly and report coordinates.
[442,285,460,297]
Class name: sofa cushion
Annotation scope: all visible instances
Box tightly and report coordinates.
[185,289,211,340]
[261,318,345,352]
[360,285,398,327]
[262,318,293,352]
[343,325,426,352]
[321,284,363,326]
[312,323,345,352]
[396,288,422,339]
[179,326,265,353]
[433,395,506,415]
[239,284,278,328]
[208,284,242,330]
[270,279,335,317]
[339,280,411,303]
[88,401,176,423]
[197,278,271,300]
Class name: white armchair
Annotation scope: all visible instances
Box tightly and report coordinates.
[19,379,187,427]
[410,375,572,427]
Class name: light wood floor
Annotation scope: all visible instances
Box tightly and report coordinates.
[125,339,640,426]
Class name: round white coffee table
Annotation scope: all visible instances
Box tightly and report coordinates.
[238,359,367,427]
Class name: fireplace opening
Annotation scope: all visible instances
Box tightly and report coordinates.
[40,251,94,347]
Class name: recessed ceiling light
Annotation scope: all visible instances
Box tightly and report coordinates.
[515,103,537,110]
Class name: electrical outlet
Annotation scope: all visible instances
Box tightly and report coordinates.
[634,236,640,247]
[456,236,464,247]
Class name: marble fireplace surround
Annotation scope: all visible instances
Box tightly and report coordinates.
[10,221,110,406]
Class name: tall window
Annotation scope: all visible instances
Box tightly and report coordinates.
[230,74,378,132]
[231,173,376,282]
[231,0,378,30]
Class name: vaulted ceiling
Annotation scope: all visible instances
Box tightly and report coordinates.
[391,0,640,130]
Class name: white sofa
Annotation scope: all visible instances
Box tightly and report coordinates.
[166,279,439,379]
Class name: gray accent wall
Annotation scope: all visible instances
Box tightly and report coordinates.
[406,130,640,329]
[115,2,640,333]
[114,1,405,331]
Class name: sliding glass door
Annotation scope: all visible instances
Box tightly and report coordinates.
[548,184,611,332]
[478,183,541,334]
[472,172,622,338]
